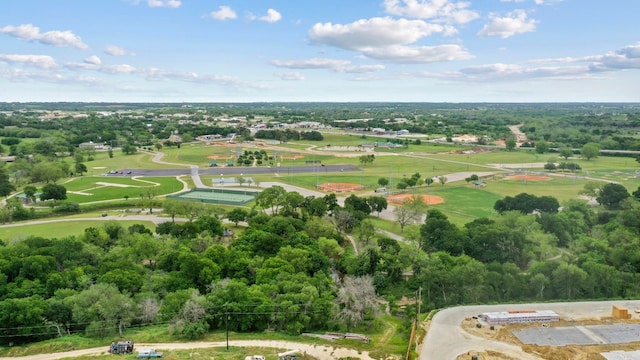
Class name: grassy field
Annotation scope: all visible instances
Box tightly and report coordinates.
[63,176,185,203]
[425,186,503,220]
[0,219,156,242]
[85,151,176,171]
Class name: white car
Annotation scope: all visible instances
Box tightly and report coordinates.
[245,356,265,360]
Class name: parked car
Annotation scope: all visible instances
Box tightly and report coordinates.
[245,356,265,360]
[136,349,163,358]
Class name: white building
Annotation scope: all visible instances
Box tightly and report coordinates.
[480,310,559,326]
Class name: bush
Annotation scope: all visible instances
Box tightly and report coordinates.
[53,202,80,214]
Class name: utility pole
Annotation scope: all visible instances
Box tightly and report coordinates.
[225,304,229,350]
[417,287,422,322]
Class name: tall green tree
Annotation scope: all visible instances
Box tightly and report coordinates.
[40,184,67,203]
[596,183,630,209]
[0,165,15,197]
[581,142,600,160]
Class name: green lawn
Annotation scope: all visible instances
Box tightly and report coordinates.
[483,176,589,202]
[85,151,176,171]
[63,176,185,203]
[0,219,156,241]
[426,186,502,220]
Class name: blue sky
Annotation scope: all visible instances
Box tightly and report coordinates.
[1,0,639,102]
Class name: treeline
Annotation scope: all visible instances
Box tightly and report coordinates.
[254,129,323,142]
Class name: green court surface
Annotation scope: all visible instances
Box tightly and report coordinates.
[169,188,258,205]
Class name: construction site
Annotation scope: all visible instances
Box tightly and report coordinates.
[456,304,640,360]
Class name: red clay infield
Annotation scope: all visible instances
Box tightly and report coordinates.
[505,174,551,181]
[317,182,365,192]
[387,194,445,205]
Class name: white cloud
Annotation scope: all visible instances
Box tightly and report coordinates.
[0,54,57,69]
[308,17,472,63]
[361,44,473,63]
[271,58,351,69]
[271,58,385,73]
[210,6,237,21]
[273,72,305,81]
[260,9,282,23]
[340,64,386,73]
[534,0,564,4]
[147,0,181,8]
[84,55,102,65]
[0,24,88,50]
[383,0,479,24]
[309,17,444,50]
[104,45,134,56]
[477,10,537,38]
[418,42,640,83]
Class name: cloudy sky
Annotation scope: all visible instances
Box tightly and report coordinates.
[1,0,639,102]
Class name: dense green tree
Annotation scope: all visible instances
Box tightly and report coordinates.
[30,162,64,184]
[421,210,466,255]
[66,283,135,337]
[74,162,87,176]
[226,208,248,226]
[0,165,15,197]
[40,184,67,203]
[559,147,574,160]
[596,183,630,209]
[366,196,388,216]
[505,138,516,151]
[580,142,600,160]
[535,140,549,154]
[0,296,51,344]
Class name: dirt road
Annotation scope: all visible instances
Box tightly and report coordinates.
[0,340,375,360]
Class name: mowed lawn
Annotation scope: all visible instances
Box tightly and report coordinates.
[85,150,176,171]
[425,186,502,220]
[484,176,590,202]
[0,220,157,242]
[64,176,185,203]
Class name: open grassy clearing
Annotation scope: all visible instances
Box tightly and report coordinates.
[85,151,175,170]
[424,186,502,220]
[0,220,156,241]
[63,176,184,203]
[373,142,465,154]
[483,176,589,202]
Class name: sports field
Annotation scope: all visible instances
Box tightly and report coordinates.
[171,188,258,205]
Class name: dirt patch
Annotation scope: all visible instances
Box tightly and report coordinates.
[387,193,444,205]
[207,155,235,160]
[317,182,364,192]
[505,175,551,181]
[281,155,305,160]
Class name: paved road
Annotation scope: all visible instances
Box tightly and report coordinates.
[420,300,640,360]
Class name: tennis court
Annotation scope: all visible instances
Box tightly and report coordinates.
[169,188,258,205]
